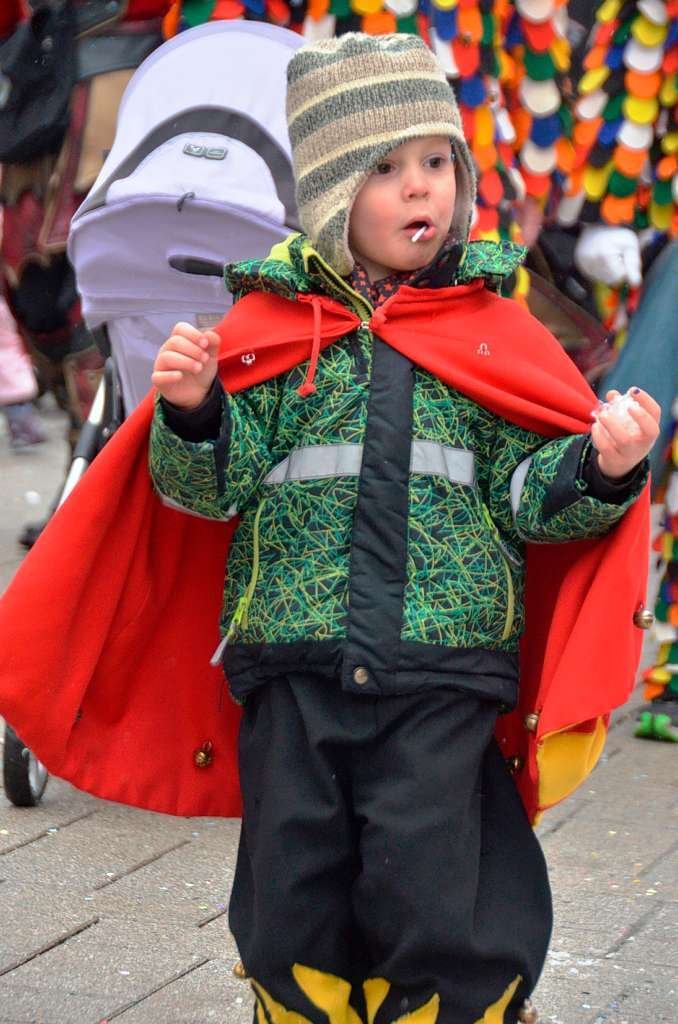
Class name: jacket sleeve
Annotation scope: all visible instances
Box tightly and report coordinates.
[485,422,648,545]
[148,378,280,520]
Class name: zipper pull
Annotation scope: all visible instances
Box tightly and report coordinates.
[211,497,265,665]
[211,595,250,663]
[210,634,228,667]
[228,595,250,639]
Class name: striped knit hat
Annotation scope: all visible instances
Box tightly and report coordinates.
[286,33,477,276]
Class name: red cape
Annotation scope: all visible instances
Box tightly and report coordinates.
[0,281,649,822]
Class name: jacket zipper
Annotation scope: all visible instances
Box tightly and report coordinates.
[350,330,369,378]
[307,251,374,323]
[309,249,519,643]
[310,258,374,379]
[210,498,266,664]
[481,504,515,642]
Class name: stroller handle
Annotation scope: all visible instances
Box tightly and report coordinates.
[168,256,225,278]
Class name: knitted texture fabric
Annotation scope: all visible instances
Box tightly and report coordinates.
[286,32,477,276]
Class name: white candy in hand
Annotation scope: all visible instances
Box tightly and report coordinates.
[597,391,642,438]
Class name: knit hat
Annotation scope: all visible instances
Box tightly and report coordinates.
[286,32,477,276]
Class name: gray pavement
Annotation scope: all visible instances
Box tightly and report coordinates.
[0,400,676,1024]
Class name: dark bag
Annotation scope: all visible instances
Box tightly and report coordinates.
[0,2,77,164]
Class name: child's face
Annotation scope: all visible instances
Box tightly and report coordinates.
[347,135,457,283]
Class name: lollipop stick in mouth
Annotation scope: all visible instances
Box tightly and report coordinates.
[411,225,427,243]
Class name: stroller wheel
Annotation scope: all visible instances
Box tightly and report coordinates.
[2,723,49,806]
[18,518,50,550]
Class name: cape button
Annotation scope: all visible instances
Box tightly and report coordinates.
[193,740,213,767]
[633,607,654,629]
[353,666,369,685]
[506,755,523,774]
[524,712,540,732]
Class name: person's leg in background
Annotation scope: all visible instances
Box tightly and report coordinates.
[0,295,45,450]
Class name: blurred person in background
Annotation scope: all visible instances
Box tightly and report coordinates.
[0,200,43,451]
[0,288,45,450]
[0,0,171,538]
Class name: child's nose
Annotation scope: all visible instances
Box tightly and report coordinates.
[403,168,429,198]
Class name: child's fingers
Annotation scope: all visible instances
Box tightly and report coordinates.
[163,335,211,363]
[604,389,622,403]
[628,402,660,439]
[151,369,182,386]
[630,388,661,422]
[591,418,619,454]
[171,321,205,345]
[155,350,206,375]
[595,409,629,448]
[202,334,221,359]
[203,329,222,354]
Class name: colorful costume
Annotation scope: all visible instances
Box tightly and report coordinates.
[558,0,678,338]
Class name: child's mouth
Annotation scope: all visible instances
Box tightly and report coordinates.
[405,220,435,242]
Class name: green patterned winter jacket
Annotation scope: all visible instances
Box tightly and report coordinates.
[149,234,646,704]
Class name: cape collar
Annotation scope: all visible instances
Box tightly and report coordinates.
[224,233,528,316]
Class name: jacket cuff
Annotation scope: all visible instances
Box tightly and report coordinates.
[159,380,223,442]
[581,444,649,505]
[540,434,590,520]
[540,435,648,521]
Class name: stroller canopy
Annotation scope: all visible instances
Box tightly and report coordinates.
[68,21,303,327]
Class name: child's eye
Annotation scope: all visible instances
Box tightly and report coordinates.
[373,162,394,175]
[426,154,451,169]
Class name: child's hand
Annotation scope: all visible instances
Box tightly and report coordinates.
[591,388,660,480]
[151,323,221,409]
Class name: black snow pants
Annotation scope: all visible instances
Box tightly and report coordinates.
[228,673,552,1024]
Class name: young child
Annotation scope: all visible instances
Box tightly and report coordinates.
[147,33,659,1024]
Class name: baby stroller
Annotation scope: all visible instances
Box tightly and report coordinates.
[2,18,302,807]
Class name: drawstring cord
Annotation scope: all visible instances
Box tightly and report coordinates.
[296,293,376,398]
[297,296,322,397]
